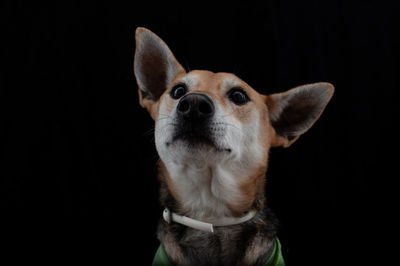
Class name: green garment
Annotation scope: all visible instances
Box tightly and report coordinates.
[152,238,285,266]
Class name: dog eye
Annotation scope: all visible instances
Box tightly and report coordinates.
[228,88,250,105]
[170,84,188,99]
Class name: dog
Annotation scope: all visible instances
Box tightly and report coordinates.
[134,27,334,265]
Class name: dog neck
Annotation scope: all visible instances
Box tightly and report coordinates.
[158,159,267,221]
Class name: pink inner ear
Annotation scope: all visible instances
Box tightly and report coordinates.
[134,28,185,102]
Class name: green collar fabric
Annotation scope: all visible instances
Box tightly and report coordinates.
[264,238,285,266]
[152,238,285,266]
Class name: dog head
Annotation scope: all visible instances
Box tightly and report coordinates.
[134,27,333,218]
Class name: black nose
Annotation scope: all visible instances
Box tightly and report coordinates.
[177,93,215,121]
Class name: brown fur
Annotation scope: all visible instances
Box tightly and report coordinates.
[134,27,334,265]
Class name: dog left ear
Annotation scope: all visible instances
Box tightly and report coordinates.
[134,27,185,115]
[266,82,334,147]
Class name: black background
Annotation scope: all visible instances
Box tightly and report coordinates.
[1,0,398,265]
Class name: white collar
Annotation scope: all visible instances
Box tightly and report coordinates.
[162,208,257,233]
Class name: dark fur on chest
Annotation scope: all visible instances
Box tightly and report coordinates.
[157,177,280,266]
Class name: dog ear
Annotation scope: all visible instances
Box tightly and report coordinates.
[134,27,185,114]
[266,82,334,147]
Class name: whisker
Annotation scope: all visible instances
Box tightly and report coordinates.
[156,122,178,135]
[157,116,171,122]
[158,113,171,117]
[157,113,171,119]
[223,122,240,131]
[142,127,155,137]
[214,110,235,119]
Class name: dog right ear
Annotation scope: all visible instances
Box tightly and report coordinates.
[134,27,185,116]
[265,82,334,148]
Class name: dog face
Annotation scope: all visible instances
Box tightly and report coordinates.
[134,27,333,218]
[155,70,270,168]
